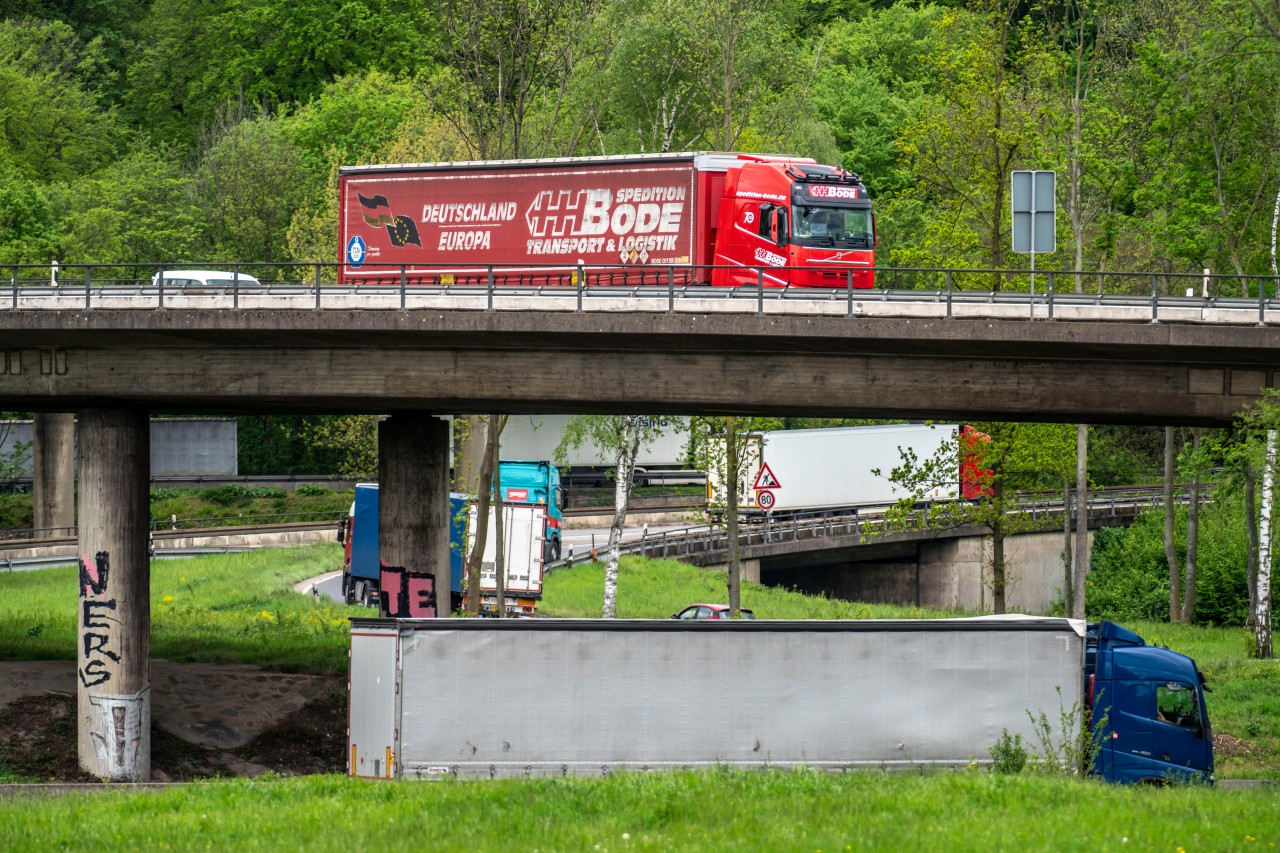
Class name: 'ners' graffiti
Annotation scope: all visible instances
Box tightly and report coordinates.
[379,562,436,618]
[79,551,119,688]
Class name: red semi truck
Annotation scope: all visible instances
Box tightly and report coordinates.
[338,152,876,288]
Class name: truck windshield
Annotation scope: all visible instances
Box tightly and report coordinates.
[791,205,873,249]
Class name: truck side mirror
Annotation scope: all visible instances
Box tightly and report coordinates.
[773,209,789,247]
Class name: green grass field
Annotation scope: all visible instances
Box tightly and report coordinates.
[0,542,355,673]
[2,770,1277,852]
[0,546,1275,848]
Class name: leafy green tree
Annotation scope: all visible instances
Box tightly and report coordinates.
[190,106,304,267]
[429,0,601,159]
[124,0,432,151]
[0,164,65,265]
[895,0,1049,277]
[875,422,1075,613]
[593,0,813,155]
[284,74,472,268]
[60,144,199,265]
[812,1,943,197]
[0,18,121,182]
[699,415,784,616]
[304,416,379,480]
[556,415,682,617]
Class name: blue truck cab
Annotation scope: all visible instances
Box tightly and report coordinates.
[495,460,564,562]
[339,461,564,608]
[1088,621,1214,785]
[341,485,468,608]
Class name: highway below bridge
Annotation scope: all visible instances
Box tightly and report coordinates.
[4,266,1273,781]
[2,486,1172,613]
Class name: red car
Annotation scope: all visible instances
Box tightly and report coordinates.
[671,604,756,620]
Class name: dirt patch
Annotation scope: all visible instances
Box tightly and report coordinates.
[0,690,349,782]
[1213,731,1257,760]
[235,689,348,775]
[0,694,97,783]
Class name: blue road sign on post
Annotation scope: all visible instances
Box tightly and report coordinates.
[1011,171,1056,254]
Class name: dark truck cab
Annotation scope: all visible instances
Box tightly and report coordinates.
[1089,621,1214,784]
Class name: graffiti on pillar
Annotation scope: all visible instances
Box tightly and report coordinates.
[79,551,120,688]
[378,561,436,618]
[86,688,150,781]
[79,550,110,596]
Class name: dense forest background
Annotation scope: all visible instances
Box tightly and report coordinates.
[2,0,1280,281]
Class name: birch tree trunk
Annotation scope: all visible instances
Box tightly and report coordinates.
[464,417,494,616]
[1181,432,1199,622]
[1258,430,1276,659]
[1165,427,1182,621]
[1246,459,1259,626]
[602,417,643,619]
[1073,424,1089,619]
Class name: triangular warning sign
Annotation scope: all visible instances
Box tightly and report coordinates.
[753,463,781,490]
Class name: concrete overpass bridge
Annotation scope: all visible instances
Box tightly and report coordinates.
[590,487,1170,613]
[3,280,1280,424]
[3,264,1275,780]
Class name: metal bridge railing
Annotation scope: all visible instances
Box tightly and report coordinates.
[551,485,1204,571]
[6,261,1280,325]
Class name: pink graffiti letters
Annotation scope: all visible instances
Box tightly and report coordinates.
[378,561,436,618]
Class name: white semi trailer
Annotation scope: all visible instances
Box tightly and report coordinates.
[706,423,961,516]
[346,617,1215,784]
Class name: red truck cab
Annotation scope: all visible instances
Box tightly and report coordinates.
[711,160,875,288]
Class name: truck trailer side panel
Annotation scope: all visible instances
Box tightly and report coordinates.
[366,619,1084,779]
[709,424,960,514]
[340,158,707,282]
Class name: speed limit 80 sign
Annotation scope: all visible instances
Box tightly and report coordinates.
[756,490,775,510]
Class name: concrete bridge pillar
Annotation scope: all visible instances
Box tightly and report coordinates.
[76,408,150,781]
[33,412,75,536]
[379,414,452,617]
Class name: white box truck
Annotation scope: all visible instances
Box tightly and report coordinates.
[346,617,1214,785]
[707,423,960,516]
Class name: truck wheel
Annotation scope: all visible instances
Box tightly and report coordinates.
[552,538,562,561]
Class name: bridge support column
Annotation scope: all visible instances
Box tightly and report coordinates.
[379,414,451,617]
[76,408,150,781]
[33,412,75,536]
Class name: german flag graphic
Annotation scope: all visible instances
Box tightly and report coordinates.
[359,193,421,247]
[359,193,395,227]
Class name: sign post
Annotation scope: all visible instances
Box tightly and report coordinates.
[1011,170,1056,313]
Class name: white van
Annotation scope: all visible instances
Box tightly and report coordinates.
[151,270,262,288]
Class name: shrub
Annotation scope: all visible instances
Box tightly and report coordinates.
[990,729,1028,774]
[297,484,330,496]
[1087,492,1251,627]
[200,485,254,506]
